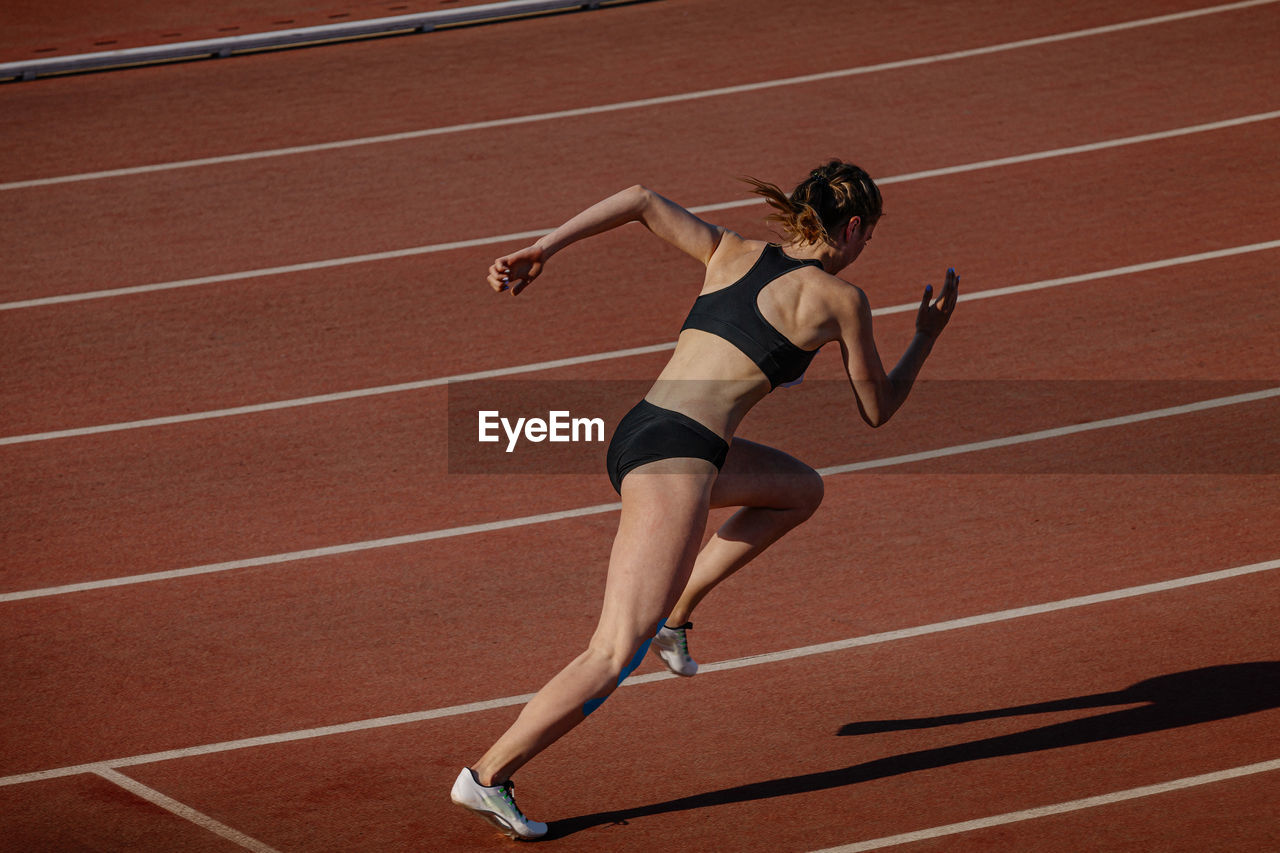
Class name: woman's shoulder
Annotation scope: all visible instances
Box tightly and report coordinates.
[708,230,765,263]
[811,276,871,335]
[703,232,768,282]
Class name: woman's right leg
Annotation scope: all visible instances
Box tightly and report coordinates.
[664,438,825,628]
[468,460,716,787]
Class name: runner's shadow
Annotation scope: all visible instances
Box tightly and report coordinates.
[546,662,1280,839]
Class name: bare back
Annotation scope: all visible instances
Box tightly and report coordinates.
[645,232,853,438]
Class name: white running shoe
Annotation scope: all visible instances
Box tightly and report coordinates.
[450,767,548,841]
[651,621,698,677]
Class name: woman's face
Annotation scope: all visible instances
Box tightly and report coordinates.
[842,219,876,266]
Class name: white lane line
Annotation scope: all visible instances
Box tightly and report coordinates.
[4,236,1279,447]
[817,387,1280,476]
[0,227,550,311]
[2,387,1275,603]
[0,501,623,602]
[0,342,677,446]
[4,109,1278,314]
[686,559,1280,679]
[827,110,1280,190]
[2,0,1275,191]
[4,556,1276,788]
[808,758,1280,852]
[91,766,282,853]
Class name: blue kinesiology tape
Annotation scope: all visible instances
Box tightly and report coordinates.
[582,635,654,717]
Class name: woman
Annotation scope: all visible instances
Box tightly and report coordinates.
[451,161,958,839]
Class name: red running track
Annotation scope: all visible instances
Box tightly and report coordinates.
[2,0,1279,850]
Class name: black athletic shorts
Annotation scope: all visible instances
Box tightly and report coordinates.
[606,399,729,494]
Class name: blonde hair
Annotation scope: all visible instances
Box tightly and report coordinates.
[743,160,883,245]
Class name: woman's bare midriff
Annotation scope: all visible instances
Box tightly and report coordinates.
[642,329,773,441]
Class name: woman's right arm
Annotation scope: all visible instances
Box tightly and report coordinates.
[836,269,959,428]
[487,185,726,294]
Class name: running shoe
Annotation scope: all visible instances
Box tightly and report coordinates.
[450,767,548,841]
[651,621,698,677]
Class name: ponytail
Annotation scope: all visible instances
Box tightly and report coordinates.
[742,160,882,245]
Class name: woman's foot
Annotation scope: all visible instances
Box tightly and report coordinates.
[450,768,548,840]
[651,622,698,676]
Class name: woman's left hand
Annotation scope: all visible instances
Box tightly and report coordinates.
[488,245,546,295]
[916,267,959,338]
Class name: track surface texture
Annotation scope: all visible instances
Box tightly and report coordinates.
[2,0,1279,851]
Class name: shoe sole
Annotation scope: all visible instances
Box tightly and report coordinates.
[452,798,542,841]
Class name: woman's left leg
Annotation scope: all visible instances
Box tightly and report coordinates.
[467,460,716,787]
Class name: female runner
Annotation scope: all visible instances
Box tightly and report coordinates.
[451,160,958,839]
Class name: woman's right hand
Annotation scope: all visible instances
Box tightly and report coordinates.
[488,245,546,295]
[916,267,959,338]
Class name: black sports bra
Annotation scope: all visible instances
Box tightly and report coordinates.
[680,243,823,388]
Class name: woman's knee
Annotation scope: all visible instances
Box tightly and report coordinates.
[714,440,824,516]
[587,625,659,676]
[790,463,825,519]
[580,630,657,716]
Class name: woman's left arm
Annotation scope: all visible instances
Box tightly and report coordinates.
[836,269,959,428]
[488,185,724,295]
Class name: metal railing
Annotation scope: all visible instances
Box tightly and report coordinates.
[2,0,626,81]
